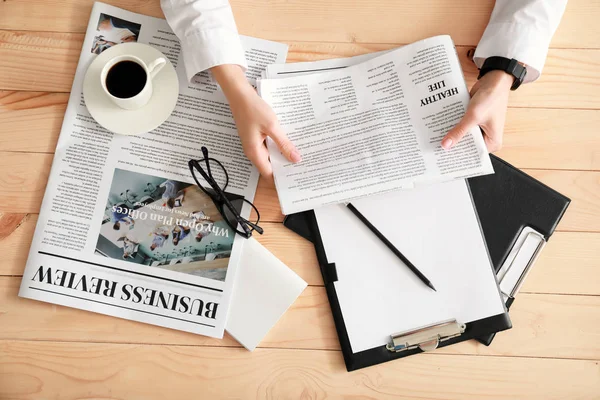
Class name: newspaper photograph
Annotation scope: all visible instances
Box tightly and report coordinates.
[19,2,288,338]
[97,169,239,281]
[91,13,142,54]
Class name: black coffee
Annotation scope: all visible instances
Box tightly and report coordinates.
[105,60,147,99]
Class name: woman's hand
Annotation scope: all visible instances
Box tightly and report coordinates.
[441,70,514,152]
[212,64,301,176]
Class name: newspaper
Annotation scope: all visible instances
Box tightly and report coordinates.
[258,35,493,215]
[18,2,288,339]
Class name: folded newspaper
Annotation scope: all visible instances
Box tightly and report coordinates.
[18,2,288,339]
[258,35,494,215]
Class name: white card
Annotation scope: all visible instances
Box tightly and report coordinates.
[226,238,307,351]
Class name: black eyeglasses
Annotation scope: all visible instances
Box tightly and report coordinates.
[188,147,263,238]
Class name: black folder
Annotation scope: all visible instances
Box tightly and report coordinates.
[283,155,570,369]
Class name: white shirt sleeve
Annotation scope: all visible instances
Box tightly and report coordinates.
[473,0,568,83]
[161,0,248,82]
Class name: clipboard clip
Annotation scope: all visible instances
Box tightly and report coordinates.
[386,319,466,353]
[497,228,546,300]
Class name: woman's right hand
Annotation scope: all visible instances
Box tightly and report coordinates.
[212,64,301,177]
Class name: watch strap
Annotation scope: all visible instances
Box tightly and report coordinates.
[478,56,527,91]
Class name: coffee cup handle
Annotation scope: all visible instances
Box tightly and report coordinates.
[147,57,167,79]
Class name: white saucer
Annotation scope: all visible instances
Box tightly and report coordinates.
[83,43,179,136]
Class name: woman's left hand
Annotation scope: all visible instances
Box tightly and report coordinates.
[441,70,513,152]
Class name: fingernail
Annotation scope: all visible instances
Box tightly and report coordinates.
[290,150,302,163]
[441,138,453,149]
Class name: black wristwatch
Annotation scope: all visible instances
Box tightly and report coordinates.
[478,56,527,91]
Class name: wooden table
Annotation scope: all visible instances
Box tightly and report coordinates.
[0,1,599,398]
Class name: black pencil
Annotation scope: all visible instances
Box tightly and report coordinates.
[346,203,436,291]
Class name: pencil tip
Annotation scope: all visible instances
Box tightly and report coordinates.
[428,282,437,292]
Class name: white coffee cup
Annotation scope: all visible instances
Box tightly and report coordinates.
[100,54,166,110]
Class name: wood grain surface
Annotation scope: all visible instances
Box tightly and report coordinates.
[0,0,598,398]
[1,340,598,400]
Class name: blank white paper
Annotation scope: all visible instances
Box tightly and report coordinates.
[314,180,505,353]
[226,238,307,351]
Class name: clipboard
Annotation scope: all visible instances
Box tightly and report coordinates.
[285,155,570,355]
[291,177,512,371]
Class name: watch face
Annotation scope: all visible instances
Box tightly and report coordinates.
[511,69,525,90]
[507,59,526,90]
[512,64,527,90]
[519,66,527,81]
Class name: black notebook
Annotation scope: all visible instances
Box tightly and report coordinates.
[284,155,570,369]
